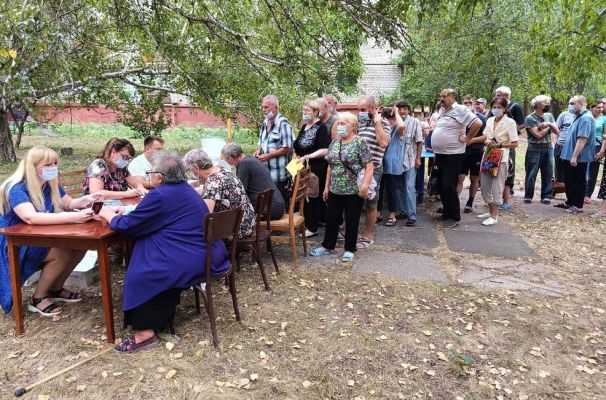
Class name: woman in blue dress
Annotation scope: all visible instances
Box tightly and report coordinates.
[98,151,230,353]
[0,146,102,317]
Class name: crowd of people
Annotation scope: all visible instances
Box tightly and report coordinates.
[0,87,604,353]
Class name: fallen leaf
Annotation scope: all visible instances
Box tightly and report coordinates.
[425,369,436,376]
[37,395,50,400]
[101,371,108,378]
[250,373,259,381]
[281,322,288,330]
[165,369,177,379]
[65,376,77,383]
[112,372,123,377]
[347,379,355,386]
[259,351,268,359]
[422,331,432,336]
[302,380,312,388]
[237,378,250,388]
[436,352,448,361]
[171,352,183,359]
[76,384,86,392]
[165,342,175,351]
[538,370,550,378]
[29,350,40,358]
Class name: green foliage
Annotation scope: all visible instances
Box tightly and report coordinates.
[114,91,171,138]
[395,0,605,110]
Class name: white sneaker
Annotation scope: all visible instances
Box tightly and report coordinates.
[302,229,318,238]
[477,212,490,219]
[482,217,498,226]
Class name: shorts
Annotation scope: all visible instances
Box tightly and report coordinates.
[459,152,483,176]
[364,165,383,209]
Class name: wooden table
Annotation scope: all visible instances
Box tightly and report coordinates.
[1,198,140,344]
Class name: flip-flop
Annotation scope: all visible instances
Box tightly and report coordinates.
[310,247,333,257]
[356,237,374,249]
[48,288,84,303]
[385,218,397,227]
[341,251,355,262]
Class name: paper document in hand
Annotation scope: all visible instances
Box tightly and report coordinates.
[286,157,304,178]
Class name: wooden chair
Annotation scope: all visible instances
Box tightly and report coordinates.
[193,207,243,348]
[59,168,86,198]
[234,188,279,291]
[268,168,310,264]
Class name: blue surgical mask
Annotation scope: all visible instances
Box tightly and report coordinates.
[491,108,504,117]
[265,111,274,121]
[41,166,58,182]
[568,105,576,114]
[358,112,370,123]
[328,107,335,114]
[336,125,348,137]
[115,158,129,169]
[303,114,312,123]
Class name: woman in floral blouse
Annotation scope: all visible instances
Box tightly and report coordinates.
[183,149,255,238]
[84,137,147,199]
[310,112,374,262]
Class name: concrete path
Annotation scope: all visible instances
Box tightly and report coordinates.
[266,188,592,297]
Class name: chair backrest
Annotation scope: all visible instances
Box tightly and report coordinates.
[204,207,244,279]
[288,168,310,217]
[59,168,86,198]
[254,188,274,235]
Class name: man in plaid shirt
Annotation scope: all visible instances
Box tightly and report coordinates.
[255,95,295,202]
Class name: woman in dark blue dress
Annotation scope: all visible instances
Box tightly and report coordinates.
[0,146,101,317]
[99,151,229,353]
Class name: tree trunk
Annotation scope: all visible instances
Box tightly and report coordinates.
[0,108,17,163]
[14,110,28,149]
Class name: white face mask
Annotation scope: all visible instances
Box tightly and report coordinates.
[41,166,58,182]
[491,108,504,117]
[336,125,348,137]
[303,114,312,123]
[264,111,274,121]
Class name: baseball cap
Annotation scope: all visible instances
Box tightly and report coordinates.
[476,98,487,104]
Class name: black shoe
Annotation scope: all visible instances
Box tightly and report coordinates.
[445,219,460,228]
[396,213,408,220]
[553,203,570,209]
[406,219,416,227]
[432,214,449,221]
[463,205,473,213]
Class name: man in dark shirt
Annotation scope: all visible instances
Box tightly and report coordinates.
[458,95,487,213]
[222,142,285,220]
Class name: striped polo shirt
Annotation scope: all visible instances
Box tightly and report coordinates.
[357,118,391,167]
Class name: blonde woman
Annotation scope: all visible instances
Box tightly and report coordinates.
[478,97,519,226]
[0,146,101,316]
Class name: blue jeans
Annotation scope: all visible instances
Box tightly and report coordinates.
[400,167,418,220]
[524,145,553,200]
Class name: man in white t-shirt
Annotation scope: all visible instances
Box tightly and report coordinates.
[128,135,165,189]
[431,89,482,226]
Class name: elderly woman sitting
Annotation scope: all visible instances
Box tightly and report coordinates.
[98,151,230,353]
[183,149,255,238]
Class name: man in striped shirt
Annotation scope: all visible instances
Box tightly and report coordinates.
[356,95,391,248]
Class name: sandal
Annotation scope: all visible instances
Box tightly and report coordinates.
[385,218,397,227]
[310,247,333,257]
[48,288,84,303]
[28,296,62,317]
[114,334,160,354]
[341,251,355,263]
[356,237,374,249]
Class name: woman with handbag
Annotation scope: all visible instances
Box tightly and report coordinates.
[294,99,331,237]
[478,97,518,226]
[310,112,373,263]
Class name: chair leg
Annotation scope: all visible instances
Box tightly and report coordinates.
[205,283,219,348]
[254,242,270,291]
[236,248,242,272]
[266,237,279,273]
[194,287,201,315]
[300,225,308,257]
[289,227,298,264]
[228,271,241,321]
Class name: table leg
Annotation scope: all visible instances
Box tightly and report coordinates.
[97,239,115,344]
[7,238,24,336]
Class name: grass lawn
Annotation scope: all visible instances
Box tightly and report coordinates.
[0,125,604,399]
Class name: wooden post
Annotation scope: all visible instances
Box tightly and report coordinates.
[227,118,233,140]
